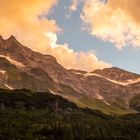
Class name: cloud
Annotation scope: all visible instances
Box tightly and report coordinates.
[69,0,78,11]
[66,0,78,19]
[0,0,111,71]
[46,32,111,71]
[0,0,59,46]
[81,0,140,49]
[67,0,84,18]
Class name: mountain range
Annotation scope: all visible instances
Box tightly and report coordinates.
[0,35,140,114]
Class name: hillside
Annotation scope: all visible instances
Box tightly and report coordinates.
[0,89,140,140]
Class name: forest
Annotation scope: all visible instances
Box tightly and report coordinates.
[0,89,140,140]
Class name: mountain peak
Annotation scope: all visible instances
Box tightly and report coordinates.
[9,35,16,39]
[93,67,140,82]
[6,35,19,43]
[0,35,22,50]
[0,35,4,41]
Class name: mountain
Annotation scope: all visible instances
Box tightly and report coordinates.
[0,35,140,114]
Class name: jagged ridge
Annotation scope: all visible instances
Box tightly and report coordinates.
[0,35,140,114]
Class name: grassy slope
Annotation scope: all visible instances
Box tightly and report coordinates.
[130,93,140,111]
[72,96,137,115]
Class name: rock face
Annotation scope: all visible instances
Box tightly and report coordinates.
[93,67,140,82]
[0,35,140,113]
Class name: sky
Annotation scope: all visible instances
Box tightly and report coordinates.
[0,0,140,74]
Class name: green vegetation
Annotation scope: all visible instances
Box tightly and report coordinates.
[0,89,140,140]
[77,96,136,115]
[130,93,140,111]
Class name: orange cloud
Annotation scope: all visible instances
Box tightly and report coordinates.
[0,0,111,71]
[46,33,111,71]
[69,0,78,11]
[108,0,140,25]
[81,0,140,49]
[0,0,58,44]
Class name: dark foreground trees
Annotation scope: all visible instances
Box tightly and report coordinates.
[0,89,140,140]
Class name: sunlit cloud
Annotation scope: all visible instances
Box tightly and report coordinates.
[69,0,78,11]
[81,0,140,49]
[66,0,84,18]
[44,32,111,71]
[66,0,78,19]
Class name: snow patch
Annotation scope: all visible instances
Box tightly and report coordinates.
[49,89,57,95]
[84,72,140,86]
[85,73,102,77]
[96,94,104,100]
[126,78,140,84]
[103,100,111,106]
[96,94,110,106]
[0,70,6,74]
[0,55,25,68]
[4,84,14,90]
[74,72,84,75]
